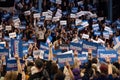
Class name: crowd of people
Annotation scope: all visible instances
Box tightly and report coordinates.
[0,0,120,80]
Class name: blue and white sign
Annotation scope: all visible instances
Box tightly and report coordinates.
[98,50,118,62]
[69,42,82,53]
[78,54,88,63]
[57,50,74,67]
[6,58,24,71]
[10,39,23,58]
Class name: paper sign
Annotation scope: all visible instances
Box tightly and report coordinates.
[75,19,82,26]
[0,25,2,30]
[52,17,60,22]
[76,11,85,17]
[0,42,6,47]
[82,34,89,39]
[42,12,49,16]
[81,21,89,27]
[103,31,109,39]
[56,0,62,4]
[45,15,52,20]
[17,3,23,9]
[9,32,16,38]
[0,48,9,57]
[13,18,20,23]
[24,10,31,15]
[78,54,88,63]
[98,50,118,62]
[57,50,74,67]
[70,14,76,18]
[70,42,82,52]
[33,50,44,59]
[6,58,24,71]
[47,10,53,16]
[40,42,49,51]
[92,24,99,31]
[33,13,40,18]
[60,20,67,25]
[6,26,11,31]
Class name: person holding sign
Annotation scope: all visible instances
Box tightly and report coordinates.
[4,53,24,80]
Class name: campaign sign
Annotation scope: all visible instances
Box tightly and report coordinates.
[98,50,118,62]
[33,50,44,59]
[82,40,98,56]
[0,48,9,58]
[22,42,29,55]
[78,54,88,63]
[10,39,23,58]
[59,44,69,52]
[92,24,99,31]
[69,42,82,53]
[40,42,49,51]
[44,50,49,60]
[0,44,5,49]
[6,58,24,71]
[57,50,74,67]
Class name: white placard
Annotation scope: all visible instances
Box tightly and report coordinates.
[17,3,23,9]
[45,15,52,20]
[9,32,16,38]
[0,25,2,30]
[70,14,76,18]
[82,34,89,39]
[56,0,62,4]
[13,18,20,23]
[104,26,111,32]
[6,26,11,31]
[55,12,62,18]
[75,19,82,26]
[52,17,60,22]
[24,10,31,15]
[76,11,85,17]
[33,13,40,18]
[33,50,44,59]
[47,10,53,16]
[42,12,49,16]
[81,21,89,27]
[60,20,67,25]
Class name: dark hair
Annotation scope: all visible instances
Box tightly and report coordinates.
[35,59,43,69]
[54,70,65,80]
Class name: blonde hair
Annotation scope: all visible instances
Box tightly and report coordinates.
[4,71,18,80]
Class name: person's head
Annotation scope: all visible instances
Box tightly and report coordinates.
[34,59,43,70]
[54,70,65,80]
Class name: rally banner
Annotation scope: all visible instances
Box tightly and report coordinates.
[98,50,118,62]
[82,40,99,56]
[40,42,49,51]
[57,50,74,67]
[0,48,9,58]
[10,39,23,58]
[69,42,82,53]
[6,58,24,71]
[44,50,49,60]
[78,54,88,63]
[59,44,69,52]
[22,42,29,55]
